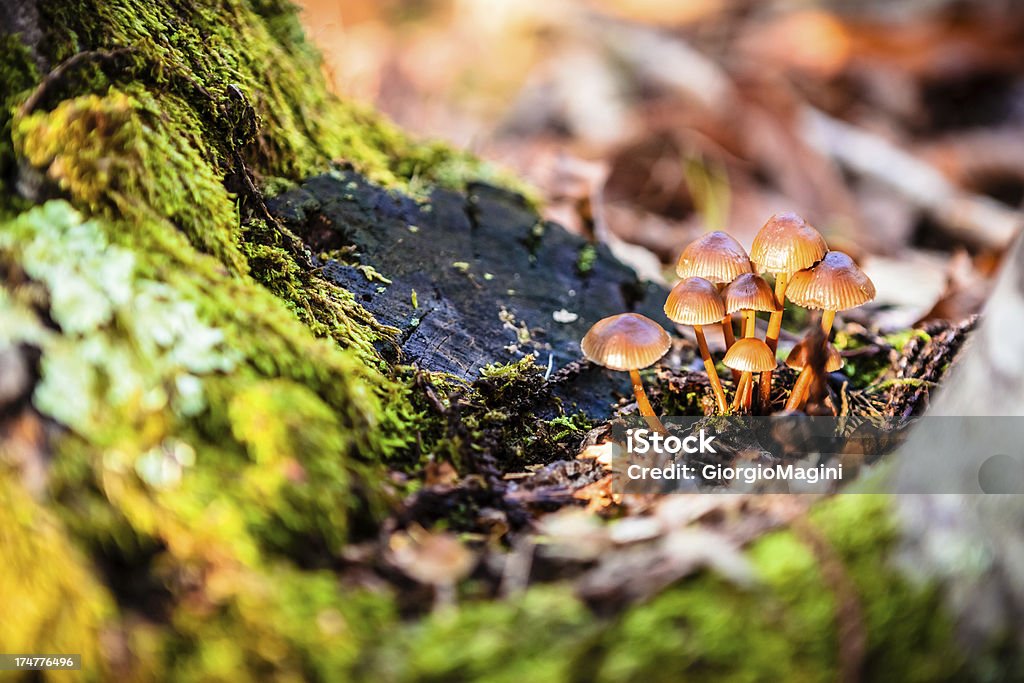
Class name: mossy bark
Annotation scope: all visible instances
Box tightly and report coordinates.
[1,1,1020,680]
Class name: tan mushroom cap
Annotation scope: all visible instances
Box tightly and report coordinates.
[581,313,671,372]
[750,212,828,274]
[786,251,876,311]
[723,338,777,373]
[785,338,845,372]
[664,277,726,326]
[675,231,753,283]
[723,273,780,314]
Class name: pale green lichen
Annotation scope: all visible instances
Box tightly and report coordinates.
[0,200,407,670]
[0,202,237,438]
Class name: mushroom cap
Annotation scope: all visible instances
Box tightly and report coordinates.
[675,231,753,283]
[664,277,727,326]
[389,527,476,585]
[750,212,828,274]
[723,338,777,373]
[785,338,845,372]
[581,313,671,371]
[786,251,876,311]
[723,273,780,314]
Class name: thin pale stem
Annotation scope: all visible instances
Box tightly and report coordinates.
[743,310,756,337]
[731,372,750,412]
[760,273,790,410]
[766,273,789,351]
[821,310,836,337]
[434,581,457,613]
[629,368,668,434]
[722,314,740,382]
[695,325,729,413]
[722,313,736,349]
[785,366,814,412]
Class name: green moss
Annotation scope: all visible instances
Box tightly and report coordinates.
[0,34,39,203]
[354,496,966,682]
[363,586,597,682]
[600,528,838,682]
[12,0,507,194]
[15,88,249,274]
[576,243,597,275]
[0,202,407,661]
[0,2,516,642]
[165,564,396,681]
[884,329,931,352]
[598,496,963,682]
[832,330,891,387]
[240,218,400,367]
[452,356,587,467]
[0,474,116,682]
[812,495,966,681]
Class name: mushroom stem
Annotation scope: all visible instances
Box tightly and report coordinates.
[821,310,836,336]
[731,372,750,412]
[721,314,740,382]
[743,310,756,338]
[745,373,755,410]
[760,273,789,409]
[722,313,736,349]
[434,581,457,612]
[629,368,668,435]
[785,366,815,412]
[766,273,789,349]
[694,325,729,413]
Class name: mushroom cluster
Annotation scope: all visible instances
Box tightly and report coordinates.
[581,213,876,417]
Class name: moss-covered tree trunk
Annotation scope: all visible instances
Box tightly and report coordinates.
[2,1,1023,680]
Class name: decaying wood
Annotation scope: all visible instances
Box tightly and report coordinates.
[268,172,673,418]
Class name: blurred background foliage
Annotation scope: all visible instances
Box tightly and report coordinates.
[298,0,1024,332]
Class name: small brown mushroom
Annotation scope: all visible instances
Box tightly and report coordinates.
[389,525,476,611]
[723,338,777,413]
[723,272,780,339]
[785,251,876,337]
[675,231,753,351]
[784,336,845,412]
[664,277,729,413]
[750,213,828,408]
[582,313,671,433]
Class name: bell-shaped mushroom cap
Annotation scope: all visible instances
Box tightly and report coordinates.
[723,338,777,373]
[581,313,671,372]
[723,273,780,314]
[389,527,476,586]
[750,212,828,274]
[664,277,726,326]
[675,231,753,283]
[785,338,845,372]
[786,251,876,311]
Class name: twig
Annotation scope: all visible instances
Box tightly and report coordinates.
[800,107,1023,249]
[230,145,314,269]
[18,47,135,117]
